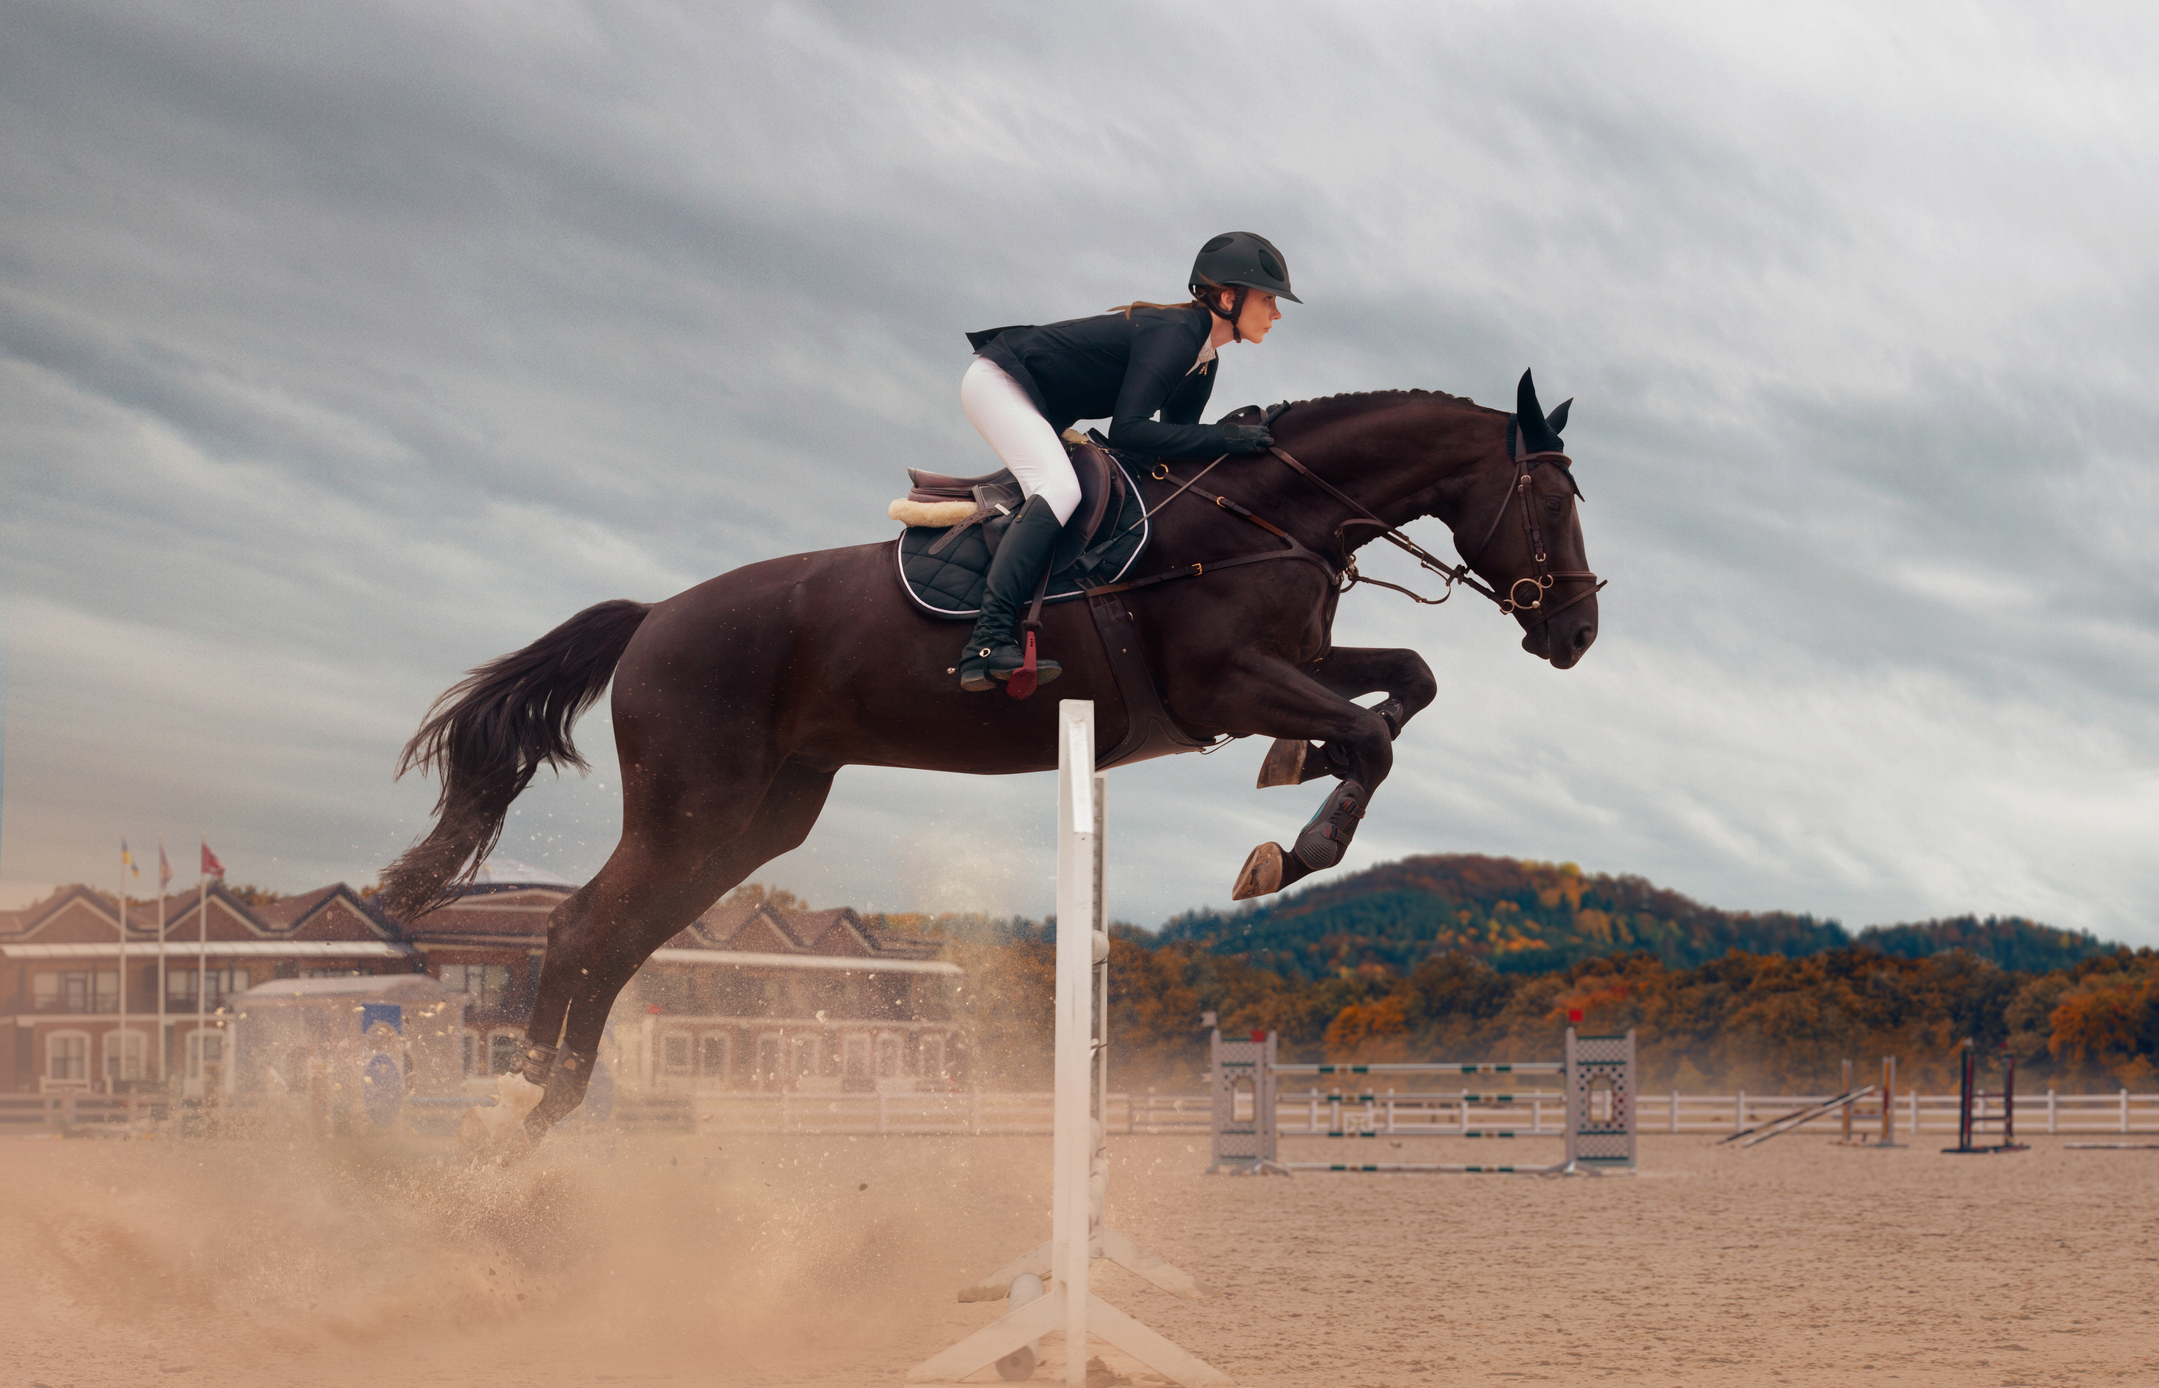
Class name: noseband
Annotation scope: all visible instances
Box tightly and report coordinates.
[1265,431,1604,629]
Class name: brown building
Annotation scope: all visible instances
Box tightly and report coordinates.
[624,896,960,1093]
[0,880,411,1096]
[0,860,960,1097]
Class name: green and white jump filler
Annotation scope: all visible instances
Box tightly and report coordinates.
[908,701,1232,1388]
[1207,1027,1638,1176]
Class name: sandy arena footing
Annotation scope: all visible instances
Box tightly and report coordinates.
[3,1130,2154,1386]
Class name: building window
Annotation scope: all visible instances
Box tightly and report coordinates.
[299,968,362,979]
[871,974,908,1020]
[700,1033,732,1083]
[640,971,691,1012]
[185,1029,225,1082]
[662,1032,692,1075]
[754,1034,783,1086]
[876,1034,902,1079]
[103,1029,149,1083]
[843,1034,871,1087]
[489,1033,521,1075]
[710,972,755,1015]
[167,968,249,1008]
[440,964,512,1011]
[48,1033,90,1082]
[920,1034,946,1082]
[33,970,117,1014]
[462,1032,478,1077]
[790,1035,820,1079]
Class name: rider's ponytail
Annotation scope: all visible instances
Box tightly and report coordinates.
[1109,290,1224,319]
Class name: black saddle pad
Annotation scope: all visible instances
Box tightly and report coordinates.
[896,455,1151,618]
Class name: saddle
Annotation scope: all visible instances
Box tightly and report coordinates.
[889,435,1151,620]
[889,431,1126,572]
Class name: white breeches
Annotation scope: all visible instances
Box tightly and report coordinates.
[960,356,1081,523]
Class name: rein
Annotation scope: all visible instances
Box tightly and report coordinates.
[1086,423,1604,631]
[1289,441,1604,628]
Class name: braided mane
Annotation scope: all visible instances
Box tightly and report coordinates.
[1273,387,1500,435]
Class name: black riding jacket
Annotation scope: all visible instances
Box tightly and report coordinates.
[969,305,1226,458]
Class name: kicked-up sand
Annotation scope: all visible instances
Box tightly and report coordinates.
[3,1125,2154,1386]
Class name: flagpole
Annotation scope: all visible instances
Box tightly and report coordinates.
[197,841,208,1100]
[116,845,130,1093]
[156,836,169,1085]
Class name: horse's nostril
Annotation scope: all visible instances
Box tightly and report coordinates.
[1573,626,1594,650]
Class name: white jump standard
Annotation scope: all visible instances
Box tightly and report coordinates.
[908,702,1231,1388]
[1207,1027,1637,1176]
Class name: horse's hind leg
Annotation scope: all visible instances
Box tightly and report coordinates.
[517,758,839,1136]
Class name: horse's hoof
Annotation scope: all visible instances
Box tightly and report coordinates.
[1256,739,1308,788]
[1231,842,1284,900]
[1292,779,1367,871]
[458,1073,547,1160]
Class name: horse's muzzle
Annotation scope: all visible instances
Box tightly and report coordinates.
[1524,605,1598,669]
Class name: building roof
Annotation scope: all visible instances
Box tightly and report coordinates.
[467,857,576,888]
[0,864,950,972]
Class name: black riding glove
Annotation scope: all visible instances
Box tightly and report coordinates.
[1218,424,1275,454]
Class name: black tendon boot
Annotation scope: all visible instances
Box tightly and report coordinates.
[1292,779,1367,870]
[524,1047,597,1138]
[955,494,1066,693]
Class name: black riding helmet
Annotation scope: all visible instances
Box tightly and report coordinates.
[1189,232,1300,343]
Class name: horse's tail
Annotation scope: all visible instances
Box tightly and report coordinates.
[378,598,653,920]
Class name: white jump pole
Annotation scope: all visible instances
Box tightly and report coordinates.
[1052,702,1093,1382]
[909,700,1229,1387]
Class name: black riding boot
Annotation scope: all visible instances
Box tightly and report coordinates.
[955,494,1066,693]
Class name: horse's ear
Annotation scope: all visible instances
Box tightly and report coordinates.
[1546,398,1571,438]
[1516,370,1562,452]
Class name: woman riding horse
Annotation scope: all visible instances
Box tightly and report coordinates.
[955,231,1297,690]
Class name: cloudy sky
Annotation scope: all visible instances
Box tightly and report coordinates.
[4,2,2155,939]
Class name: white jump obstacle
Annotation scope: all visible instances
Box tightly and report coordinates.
[909,702,1231,1388]
[1208,1028,1637,1176]
[1724,1056,1904,1150]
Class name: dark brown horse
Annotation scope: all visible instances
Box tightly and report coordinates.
[380,372,1600,1135]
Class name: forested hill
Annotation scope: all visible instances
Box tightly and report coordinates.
[1157,854,2115,977]
[1853,915,2116,973]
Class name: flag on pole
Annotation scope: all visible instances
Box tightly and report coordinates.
[201,841,225,879]
[158,839,173,890]
[122,840,139,879]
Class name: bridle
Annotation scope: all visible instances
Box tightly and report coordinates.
[1264,425,1605,629]
[1083,415,1604,634]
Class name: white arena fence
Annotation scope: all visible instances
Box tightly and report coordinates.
[676,1088,1219,1137]
[1260,1086,2159,1140]
[16,1086,2159,1139]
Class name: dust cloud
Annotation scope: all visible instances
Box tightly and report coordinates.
[2,1126,1054,1387]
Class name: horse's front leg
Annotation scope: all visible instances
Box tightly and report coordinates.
[1190,651,1395,901]
[1254,646,1437,788]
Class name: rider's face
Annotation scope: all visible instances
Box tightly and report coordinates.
[1238,290,1281,343]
